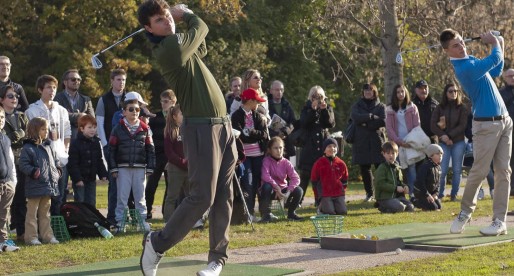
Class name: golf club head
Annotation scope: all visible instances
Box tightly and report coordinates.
[395,52,403,64]
[91,54,103,69]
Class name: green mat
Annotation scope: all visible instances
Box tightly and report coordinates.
[16,257,302,276]
[347,222,514,247]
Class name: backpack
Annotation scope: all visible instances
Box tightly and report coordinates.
[61,202,112,237]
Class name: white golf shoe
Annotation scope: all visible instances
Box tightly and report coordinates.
[197,261,223,276]
[140,232,163,276]
[450,211,471,234]
[480,218,507,236]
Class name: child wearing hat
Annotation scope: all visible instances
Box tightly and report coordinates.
[374,141,414,213]
[310,138,349,215]
[412,144,443,211]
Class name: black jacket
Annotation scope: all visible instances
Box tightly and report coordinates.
[67,132,108,183]
[499,85,514,123]
[268,96,297,157]
[148,111,166,154]
[231,107,270,152]
[298,101,335,170]
[350,98,386,165]
[412,95,439,141]
[0,79,29,111]
[413,158,441,198]
[54,91,95,139]
[2,110,28,164]
[108,119,156,174]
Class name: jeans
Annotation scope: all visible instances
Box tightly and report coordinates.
[73,180,97,207]
[438,140,466,197]
[104,145,117,223]
[405,164,416,197]
[241,155,264,215]
[51,166,68,215]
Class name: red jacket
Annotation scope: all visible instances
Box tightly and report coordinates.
[311,156,348,197]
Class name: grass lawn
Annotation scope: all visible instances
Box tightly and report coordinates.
[3,180,514,275]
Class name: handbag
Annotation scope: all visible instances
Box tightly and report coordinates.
[344,119,356,144]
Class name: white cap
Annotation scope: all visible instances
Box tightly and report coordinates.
[124,91,147,105]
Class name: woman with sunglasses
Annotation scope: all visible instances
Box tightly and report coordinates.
[230,69,269,122]
[0,85,28,243]
[430,83,469,201]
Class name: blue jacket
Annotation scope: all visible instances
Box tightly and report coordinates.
[450,46,506,117]
[19,139,61,198]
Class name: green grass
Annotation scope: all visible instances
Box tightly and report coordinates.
[3,180,512,275]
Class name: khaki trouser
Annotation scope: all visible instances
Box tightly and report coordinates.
[163,163,189,221]
[462,117,513,222]
[0,183,15,242]
[152,120,237,265]
[25,196,54,243]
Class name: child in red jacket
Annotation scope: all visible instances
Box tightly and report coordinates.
[311,138,348,215]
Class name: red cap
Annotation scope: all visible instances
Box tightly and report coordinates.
[240,88,266,103]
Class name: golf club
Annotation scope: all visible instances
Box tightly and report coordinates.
[91,28,145,69]
[396,30,501,64]
[233,174,255,231]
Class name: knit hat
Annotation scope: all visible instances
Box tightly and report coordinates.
[322,137,338,152]
[425,144,443,157]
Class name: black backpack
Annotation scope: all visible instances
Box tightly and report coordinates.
[61,202,112,237]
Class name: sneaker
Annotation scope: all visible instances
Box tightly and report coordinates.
[477,188,485,200]
[192,219,204,229]
[450,195,459,202]
[364,195,374,202]
[480,218,507,236]
[450,211,471,234]
[269,213,279,220]
[48,237,59,244]
[287,213,304,221]
[27,238,42,246]
[197,261,223,276]
[1,240,20,252]
[142,222,152,232]
[140,231,163,276]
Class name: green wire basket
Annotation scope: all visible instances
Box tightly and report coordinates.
[310,215,344,240]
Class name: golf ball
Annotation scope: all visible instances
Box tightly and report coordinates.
[396,248,402,254]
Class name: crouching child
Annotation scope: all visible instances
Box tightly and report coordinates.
[412,144,443,211]
[374,141,414,213]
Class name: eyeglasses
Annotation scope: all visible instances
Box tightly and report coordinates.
[0,63,11,67]
[126,107,141,112]
[5,94,19,99]
[68,78,82,82]
[252,76,263,80]
[447,89,460,93]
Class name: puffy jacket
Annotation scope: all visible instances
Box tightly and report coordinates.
[231,107,270,152]
[67,132,108,183]
[414,158,441,198]
[19,139,61,198]
[430,101,469,143]
[298,101,335,170]
[374,161,406,200]
[311,156,348,197]
[2,110,28,164]
[108,119,156,174]
[351,98,386,165]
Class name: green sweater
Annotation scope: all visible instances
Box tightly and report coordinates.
[152,13,226,118]
[373,161,406,200]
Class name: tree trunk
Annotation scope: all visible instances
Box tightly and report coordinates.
[379,0,403,105]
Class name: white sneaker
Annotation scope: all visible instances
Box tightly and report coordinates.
[1,241,20,252]
[480,218,507,236]
[450,211,471,234]
[192,219,204,229]
[140,231,163,276]
[143,222,151,232]
[27,239,42,246]
[48,237,59,244]
[197,261,223,276]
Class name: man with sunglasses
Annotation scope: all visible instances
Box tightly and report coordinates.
[0,56,29,111]
[54,69,95,140]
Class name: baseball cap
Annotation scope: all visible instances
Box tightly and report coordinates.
[415,80,428,88]
[240,88,266,103]
[124,91,147,105]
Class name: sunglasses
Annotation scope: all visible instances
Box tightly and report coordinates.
[252,76,263,80]
[5,93,19,99]
[126,107,141,112]
[68,78,82,82]
[447,89,460,93]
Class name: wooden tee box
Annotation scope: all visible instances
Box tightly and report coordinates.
[320,234,405,253]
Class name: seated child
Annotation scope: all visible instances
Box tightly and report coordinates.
[260,137,303,222]
[311,138,348,215]
[67,114,108,207]
[412,144,443,211]
[374,141,414,213]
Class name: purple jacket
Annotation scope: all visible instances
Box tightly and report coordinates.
[385,103,420,145]
[261,155,299,192]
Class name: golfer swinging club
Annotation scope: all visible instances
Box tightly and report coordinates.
[440,29,512,236]
[138,1,237,276]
